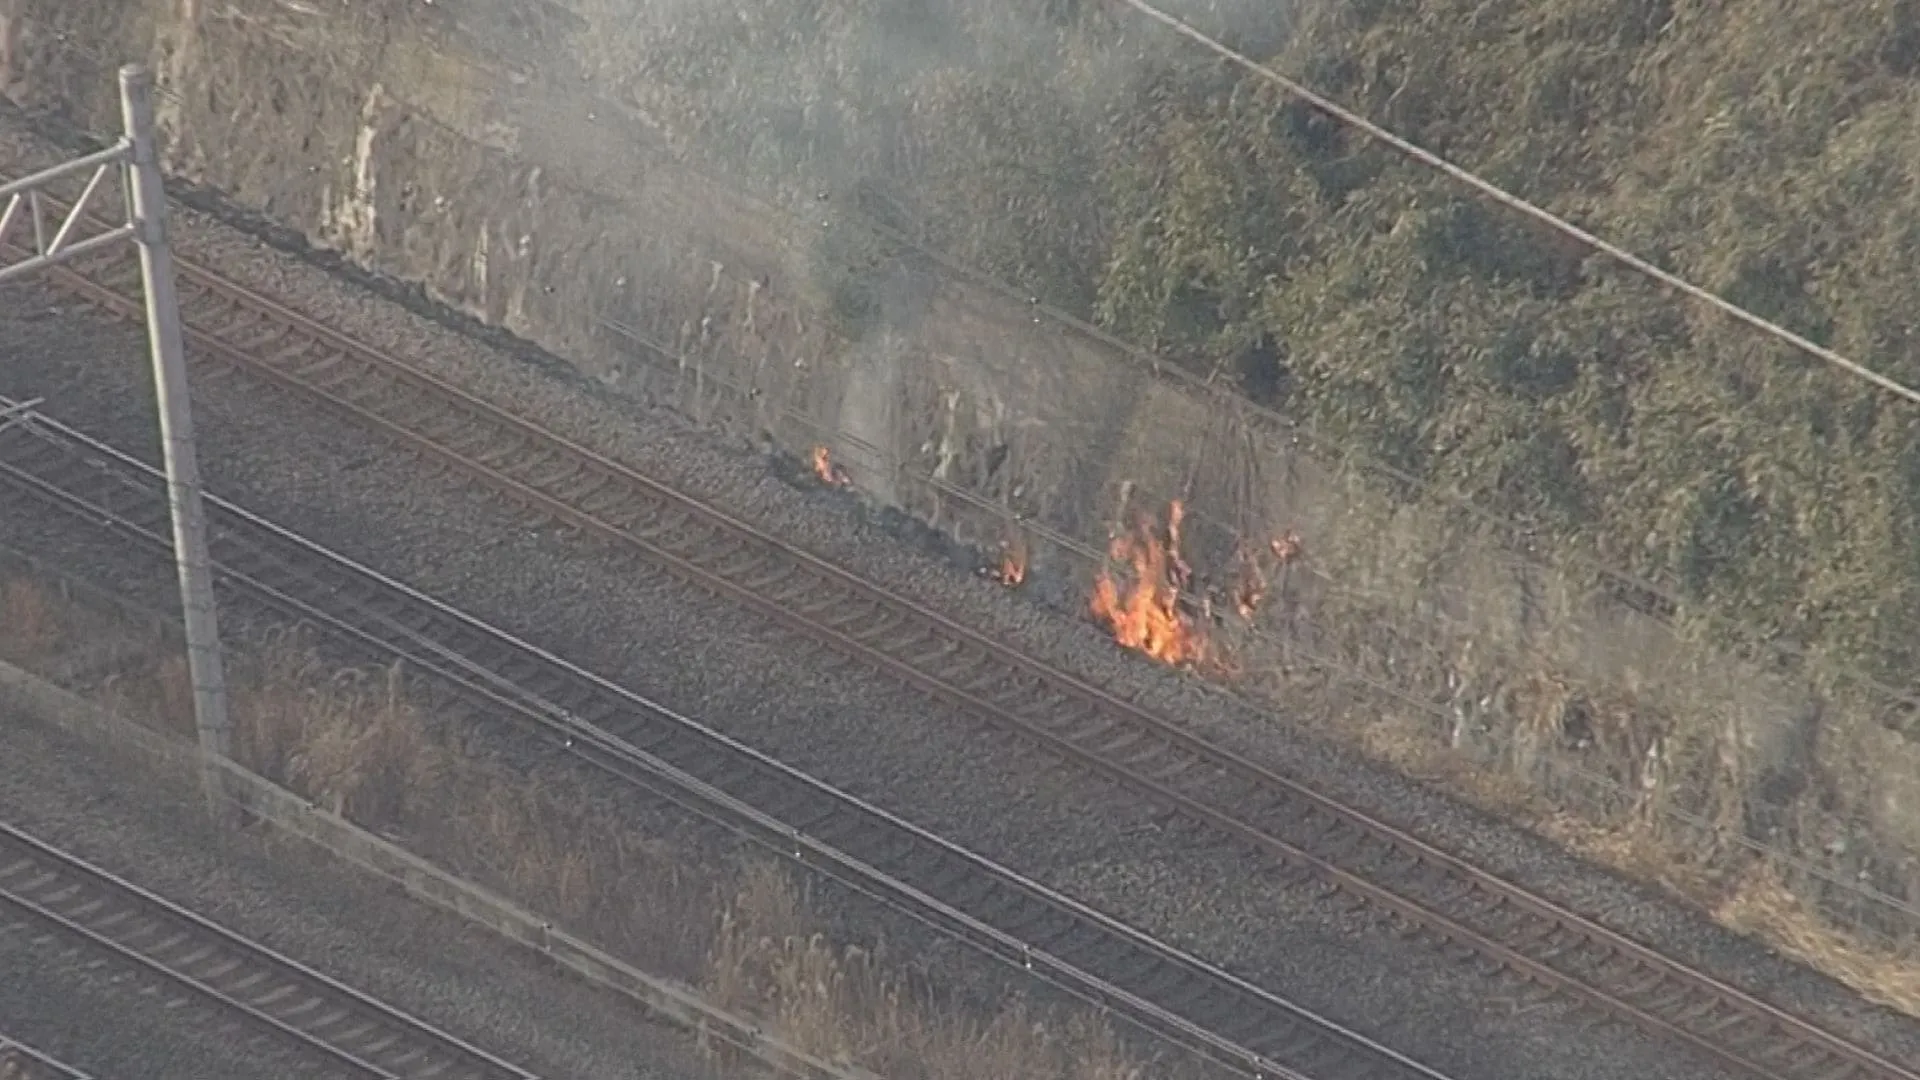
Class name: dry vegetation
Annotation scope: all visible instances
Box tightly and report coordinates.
[562,0,1920,1010]
[0,574,1184,1080]
[596,0,1920,685]
[14,4,1919,993]
[13,0,1920,1028]
[19,0,1918,999]
[0,579,62,667]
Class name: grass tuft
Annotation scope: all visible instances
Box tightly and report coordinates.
[2,575,1206,1079]
[0,579,62,666]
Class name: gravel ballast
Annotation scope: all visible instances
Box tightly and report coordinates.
[0,889,337,1080]
[4,115,1918,1080]
[0,704,721,1080]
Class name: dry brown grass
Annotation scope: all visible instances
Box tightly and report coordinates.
[1714,866,1920,1016]
[3,574,1196,1080]
[705,862,1151,1080]
[515,100,1920,1011]
[0,578,64,666]
[559,0,1920,1020]
[1246,640,1920,1017]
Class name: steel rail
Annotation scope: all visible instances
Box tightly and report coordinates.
[0,821,538,1080]
[6,206,1915,1080]
[0,405,1453,1080]
[0,1036,94,1080]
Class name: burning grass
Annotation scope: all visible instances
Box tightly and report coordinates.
[1091,501,1208,669]
[1040,488,1920,1017]
[1089,501,1305,674]
[812,444,852,488]
[0,573,1199,1080]
[989,532,1028,588]
[564,5,1920,1011]
[1011,460,1920,1020]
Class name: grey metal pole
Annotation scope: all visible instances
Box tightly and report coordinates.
[120,64,234,821]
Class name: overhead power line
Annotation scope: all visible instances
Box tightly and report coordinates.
[1114,0,1920,409]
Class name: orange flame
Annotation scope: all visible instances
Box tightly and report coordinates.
[1234,529,1302,621]
[1270,531,1303,565]
[1233,545,1267,620]
[992,535,1028,587]
[1091,500,1207,667]
[811,445,850,487]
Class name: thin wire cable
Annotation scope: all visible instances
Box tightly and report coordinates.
[1115,0,1920,409]
[23,35,1913,705]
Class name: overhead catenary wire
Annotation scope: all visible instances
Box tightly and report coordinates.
[24,30,1914,708]
[1113,0,1920,410]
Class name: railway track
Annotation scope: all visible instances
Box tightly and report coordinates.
[0,405,1448,1080]
[0,1036,92,1080]
[0,820,538,1080]
[7,191,1918,1080]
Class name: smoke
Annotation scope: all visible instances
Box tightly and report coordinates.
[572,0,1297,321]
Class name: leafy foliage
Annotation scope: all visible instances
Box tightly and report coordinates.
[598,0,1920,687]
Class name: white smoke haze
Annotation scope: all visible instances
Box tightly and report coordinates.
[559,0,1297,321]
